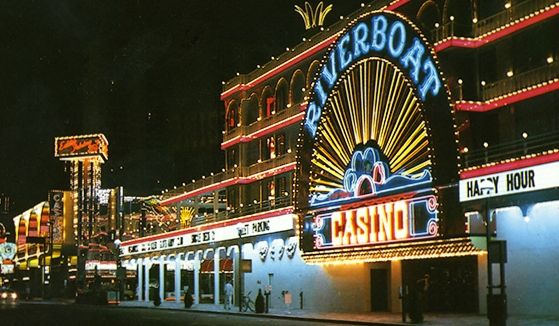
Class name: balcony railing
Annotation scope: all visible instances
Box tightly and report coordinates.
[222,125,245,144]
[481,60,559,101]
[228,195,293,219]
[431,0,557,43]
[247,152,296,177]
[462,130,559,168]
[245,103,303,137]
[162,169,242,200]
[189,195,293,226]
[223,102,304,145]
[474,0,557,37]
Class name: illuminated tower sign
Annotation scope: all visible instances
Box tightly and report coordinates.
[55,134,108,246]
[297,11,460,262]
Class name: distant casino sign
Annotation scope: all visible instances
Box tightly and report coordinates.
[55,133,109,161]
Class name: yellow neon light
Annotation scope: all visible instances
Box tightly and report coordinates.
[309,58,432,196]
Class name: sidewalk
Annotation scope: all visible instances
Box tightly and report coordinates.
[118,300,559,325]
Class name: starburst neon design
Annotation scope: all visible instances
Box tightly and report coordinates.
[309,58,432,203]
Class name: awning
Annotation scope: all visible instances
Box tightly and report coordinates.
[302,237,484,264]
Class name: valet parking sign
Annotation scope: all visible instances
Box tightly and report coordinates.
[459,161,559,202]
[120,214,295,256]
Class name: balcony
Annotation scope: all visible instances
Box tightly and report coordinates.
[481,60,559,101]
[161,168,243,201]
[222,126,246,144]
[461,130,559,168]
[222,101,304,145]
[247,152,297,177]
[474,0,557,37]
[245,103,303,137]
[189,195,293,226]
[431,0,557,44]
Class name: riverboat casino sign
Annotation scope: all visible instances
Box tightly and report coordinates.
[298,11,459,257]
[305,13,441,138]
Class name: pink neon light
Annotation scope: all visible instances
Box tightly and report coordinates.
[220,0,415,100]
[221,112,305,149]
[220,135,242,149]
[386,0,411,10]
[220,35,338,100]
[460,152,559,179]
[435,38,482,52]
[435,5,559,51]
[160,178,240,206]
[121,207,294,247]
[455,80,559,112]
[161,163,297,206]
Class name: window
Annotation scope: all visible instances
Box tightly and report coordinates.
[277,176,289,198]
[227,148,238,169]
[277,133,286,156]
[262,136,276,160]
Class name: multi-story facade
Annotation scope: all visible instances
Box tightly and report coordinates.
[119,0,559,319]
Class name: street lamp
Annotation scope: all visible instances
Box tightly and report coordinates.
[235,223,244,312]
[114,239,122,303]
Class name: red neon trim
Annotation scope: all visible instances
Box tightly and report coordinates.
[483,5,559,43]
[435,38,482,52]
[386,0,411,10]
[455,80,559,112]
[435,5,559,51]
[221,112,305,150]
[161,163,297,205]
[121,207,294,247]
[220,135,241,150]
[239,162,297,184]
[220,35,338,100]
[160,178,240,206]
[460,152,559,179]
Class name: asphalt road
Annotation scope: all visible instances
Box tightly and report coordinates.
[0,302,354,326]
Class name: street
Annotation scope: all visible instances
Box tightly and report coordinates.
[0,302,359,326]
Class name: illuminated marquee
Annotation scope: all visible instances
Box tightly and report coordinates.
[120,214,295,257]
[297,11,459,259]
[313,195,437,248]
[55,134,108,161]
[305,12,442,137]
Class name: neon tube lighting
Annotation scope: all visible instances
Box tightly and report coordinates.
[221,112,305,149]
[435,5,559,52]
[455,80,559,112]
[160,163,297,206]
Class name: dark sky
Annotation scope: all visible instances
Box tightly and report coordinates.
[0,1,363,214]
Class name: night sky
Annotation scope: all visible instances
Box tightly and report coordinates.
[0,1,363,214]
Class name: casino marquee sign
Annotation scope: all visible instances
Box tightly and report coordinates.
[296,11,463,263]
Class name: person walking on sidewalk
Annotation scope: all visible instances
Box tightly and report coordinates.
[224,280,233,310]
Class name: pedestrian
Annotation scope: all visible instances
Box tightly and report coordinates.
[224,280,233,310]
[255,289,265,313]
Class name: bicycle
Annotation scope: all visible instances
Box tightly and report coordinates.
[242,291,255,312]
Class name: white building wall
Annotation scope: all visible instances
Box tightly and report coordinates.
[495,200,559,316]
[241,236,389,313]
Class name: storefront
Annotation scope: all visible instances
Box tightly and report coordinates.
[120,210,298,307]
[460,152,559,316]
[295,11,484,313]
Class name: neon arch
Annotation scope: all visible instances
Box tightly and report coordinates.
[297,11,460,254]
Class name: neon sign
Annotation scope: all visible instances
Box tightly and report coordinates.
[311,146,432,207]
[312,195,438,249]
[305,12,442,137]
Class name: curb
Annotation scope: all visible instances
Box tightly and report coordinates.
[115,303,406,326]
